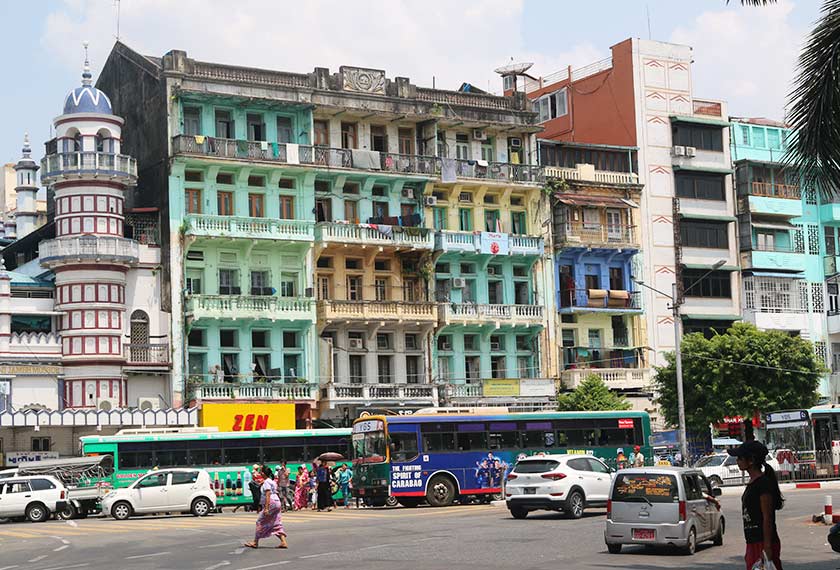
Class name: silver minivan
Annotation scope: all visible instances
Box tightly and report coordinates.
[604,467,724,555]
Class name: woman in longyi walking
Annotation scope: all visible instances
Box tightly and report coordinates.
[244,465,288,550]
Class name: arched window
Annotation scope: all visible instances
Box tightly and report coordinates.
[95,129,113,153]
[130,310,149,345]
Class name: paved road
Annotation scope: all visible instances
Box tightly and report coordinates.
[0,489,837,570]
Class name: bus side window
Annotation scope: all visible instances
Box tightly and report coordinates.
[457,431,488,451]
[390,432,419,462]
[424,432,456,453]
[489,431,518,450]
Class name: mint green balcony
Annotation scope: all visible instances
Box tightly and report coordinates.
[184,215,314,242]
[747,195,802,218]
[186,295,316,322]
[821,202,840,223]
[435,231,543,256]
[748,249,806,272]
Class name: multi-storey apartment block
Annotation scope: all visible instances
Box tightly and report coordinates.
[540,140,652,414]
[97,43,553,421]
[524,39,740,375]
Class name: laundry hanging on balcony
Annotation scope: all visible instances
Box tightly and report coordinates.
[286,143,300,164]
[441,158,457,182]
[351,149,381,170]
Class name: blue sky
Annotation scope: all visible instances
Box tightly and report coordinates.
[0,0,822,167]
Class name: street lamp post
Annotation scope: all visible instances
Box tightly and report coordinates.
[634,259,726,462]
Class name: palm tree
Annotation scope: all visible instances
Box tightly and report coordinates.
[732,0,840,197]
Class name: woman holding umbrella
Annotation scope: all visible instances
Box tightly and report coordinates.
[316,452,344,512]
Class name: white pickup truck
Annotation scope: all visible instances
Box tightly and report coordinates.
[0,455,114,519]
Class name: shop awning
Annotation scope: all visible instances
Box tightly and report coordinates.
[673,164,735,174]
[679,212,737,222]
[751,221,796,231]
[670,114,732,127]
[681,313,742,321]
[682,263,740,271]
[744,270,805,279]
[555,194,639,208]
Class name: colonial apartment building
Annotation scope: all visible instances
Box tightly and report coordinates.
[96,43,555,422]
[523,38,740,377]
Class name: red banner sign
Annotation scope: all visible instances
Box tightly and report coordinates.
[618,419,635,429]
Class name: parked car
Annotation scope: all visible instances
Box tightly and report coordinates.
[101,468,215,520]
[694,452,779,488]
[605,467,724,555]
[0,475,68,523]
[505,454,614,519]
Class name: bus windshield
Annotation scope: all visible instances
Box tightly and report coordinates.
[352,420,387,464]
[766,424,812,451]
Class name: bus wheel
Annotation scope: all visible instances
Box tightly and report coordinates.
[385,496,399,508]
[426,476,455,507]
[397,498,421,508]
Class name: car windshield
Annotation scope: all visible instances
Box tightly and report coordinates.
[766,424,812,452]
[694,455,726,468]
[612,474,679,504]
[513,460,560,474]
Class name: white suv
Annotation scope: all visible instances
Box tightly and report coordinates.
[506,454,614,519]
[101,468,215,520]
[0,475,68,522]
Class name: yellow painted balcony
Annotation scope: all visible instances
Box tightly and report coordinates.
[316,222,434,250]
[439,303,545,327]
[561,368,651,391]
[557,221,637,248]
[317,300,438,323]
[187,295,316,322]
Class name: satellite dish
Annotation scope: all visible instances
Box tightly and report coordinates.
[494,61,534,76]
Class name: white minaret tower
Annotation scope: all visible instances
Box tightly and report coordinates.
[13,133,39,239]
[38,44,138,409]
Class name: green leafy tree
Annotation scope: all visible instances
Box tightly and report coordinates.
[557,374,632,411]
[654,322,824,432]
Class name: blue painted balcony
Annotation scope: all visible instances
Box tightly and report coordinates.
[435,231,543,256]
[558,289,642,314]
[185,215,314,242]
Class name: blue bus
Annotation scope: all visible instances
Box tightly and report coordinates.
[351,410,652,507]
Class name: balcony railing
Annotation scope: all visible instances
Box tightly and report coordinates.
[545,165,639,185]
[41,152,137,184]
[315,222,433,249]
[563,346,645,369]
[171,135,543,183]
[750,181,801,200]
[322,383,438,403]
[444,378,558,400]
[440,303,545,325]
[187,295,316,321]
[751,241,800,253]
[194,382,319,401]
[561,368,651,391]
[39,236,139,264]
[435,231,544,256]
[318,300,438,322]
[558,222,636,246]
[124,343,170,365]
[185,214,314,241]
[448,159,545,185]
[559,289,642,311]
[827,255,840,277]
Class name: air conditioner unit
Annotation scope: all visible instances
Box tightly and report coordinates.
[490,341,501,351]
[138,397,160,411]
[685,146,697,157]
[402,188,416,199]
[487,266,496,276]
[673,145,686,156]
[473,129,487,141]
[459,193,472,202]
[423,196,438,207]
[509,137,522,149]
[348,338,364,350]
[97,398,120,412]
[452,277,467,288]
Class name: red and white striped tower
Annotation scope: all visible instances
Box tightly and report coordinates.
[39,45,139,409]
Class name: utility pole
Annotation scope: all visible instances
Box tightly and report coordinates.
[672,282,688,461]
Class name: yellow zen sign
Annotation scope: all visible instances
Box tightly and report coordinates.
[199,403,295,432]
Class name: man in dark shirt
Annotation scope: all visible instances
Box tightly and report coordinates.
[729,440,784,569]
[316,462,333,512]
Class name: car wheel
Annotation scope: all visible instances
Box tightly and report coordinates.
[683,528,697,555]
[57,503,77,520]
[191,497,212,517]
[709,476,723,489]
[564,490,585,519]
[713,518,724,546]
[509,507,528,519]
[426,476,456,507]
[607,544,622,554]
[26,503,49,523]
[384,496,399,508]
[112,501,133,521]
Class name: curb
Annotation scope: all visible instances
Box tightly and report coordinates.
[796,482,823,489]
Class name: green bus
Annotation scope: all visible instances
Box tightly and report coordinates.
[352,410,652,507]
[80,427,351,507]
